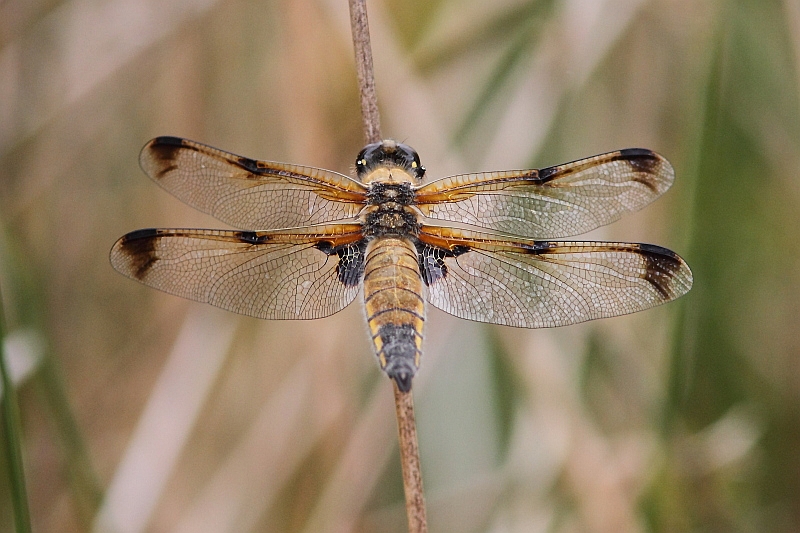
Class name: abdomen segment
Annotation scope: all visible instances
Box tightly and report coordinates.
[363,237,425,391]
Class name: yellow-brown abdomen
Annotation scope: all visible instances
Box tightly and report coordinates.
[363,237,425,391]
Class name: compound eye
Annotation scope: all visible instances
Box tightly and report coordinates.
[355,152,369,177]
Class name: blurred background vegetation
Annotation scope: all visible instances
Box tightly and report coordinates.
[1,0,799,531]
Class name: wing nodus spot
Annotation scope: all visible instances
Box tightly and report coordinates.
[118,228,161,280]
[378,323,418,392]
[536,166,560,183]
[235,231,270,245]
[235,155,260,174]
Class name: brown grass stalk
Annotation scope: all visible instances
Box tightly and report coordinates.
[347,1,428,531]
[348,0,382,144]
[392,382,428,532]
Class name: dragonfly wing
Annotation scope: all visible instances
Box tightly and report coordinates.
[415,149,674,239]
[417,227,692,328]
[110,225,366,320]
[140,137,367,229]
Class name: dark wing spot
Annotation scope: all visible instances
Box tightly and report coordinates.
[636,243,684,299]
[235,231,270,245]
[416,243,471,285]
[450,245,471,256]
[235,155,260,174]
[617,148,658,168]
[313,240,335,255]
[537,166,566,184]
[523,241,688,300]
[617,148,661,193]
[336,241,367,287]
[315,240,367,287]
[519,241,557,254]
[117,228,161,280]
[150,136,186,148]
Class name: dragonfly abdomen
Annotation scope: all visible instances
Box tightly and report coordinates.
[363,237,425,392]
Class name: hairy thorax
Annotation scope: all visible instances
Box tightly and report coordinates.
[363,181,420,239]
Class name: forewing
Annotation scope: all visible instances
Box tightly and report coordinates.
[417,227,692,328]
[110,225,365,320]
[415,149,674,239]
[139,137,367,229]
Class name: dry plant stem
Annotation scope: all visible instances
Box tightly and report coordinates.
[348,0,382,144]
[393,382,428,533]
[347,1,428,530]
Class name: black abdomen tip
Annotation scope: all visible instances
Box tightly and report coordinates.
[392,372,413,393]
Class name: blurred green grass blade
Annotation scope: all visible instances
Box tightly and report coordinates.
[0,285,32,533]
[661,10,728,432]
[414,0,556,72]
[452,1,556,147]
[0,215,102,526]
[485,327,521,463]
[452,26,536,147]
[38,354,104,526]
[649,1,800,530]
[670,0,800,427]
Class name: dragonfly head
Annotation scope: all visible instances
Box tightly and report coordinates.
[355,140,426,184]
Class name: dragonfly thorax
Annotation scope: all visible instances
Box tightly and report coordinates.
[366,182,415,205]
[363,204,420,238]
[363,181,420,238]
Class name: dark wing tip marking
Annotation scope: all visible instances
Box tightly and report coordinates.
[635,243,691,300]
[150,136,186,147]
[539,148,669,192]
[142,137,196,179]
[114,228,162,280]
[617,147,657,159]
[616,148,665,193]
[523,241,691,301]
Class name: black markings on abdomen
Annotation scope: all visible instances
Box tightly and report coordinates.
[378,323,419,392]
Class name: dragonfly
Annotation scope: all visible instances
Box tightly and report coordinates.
[110,137,693,392]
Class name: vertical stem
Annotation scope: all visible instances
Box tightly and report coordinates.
[0,285,32,533]
[393,382,428,533]
[348,0,382,144]
[347,1,428,531]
